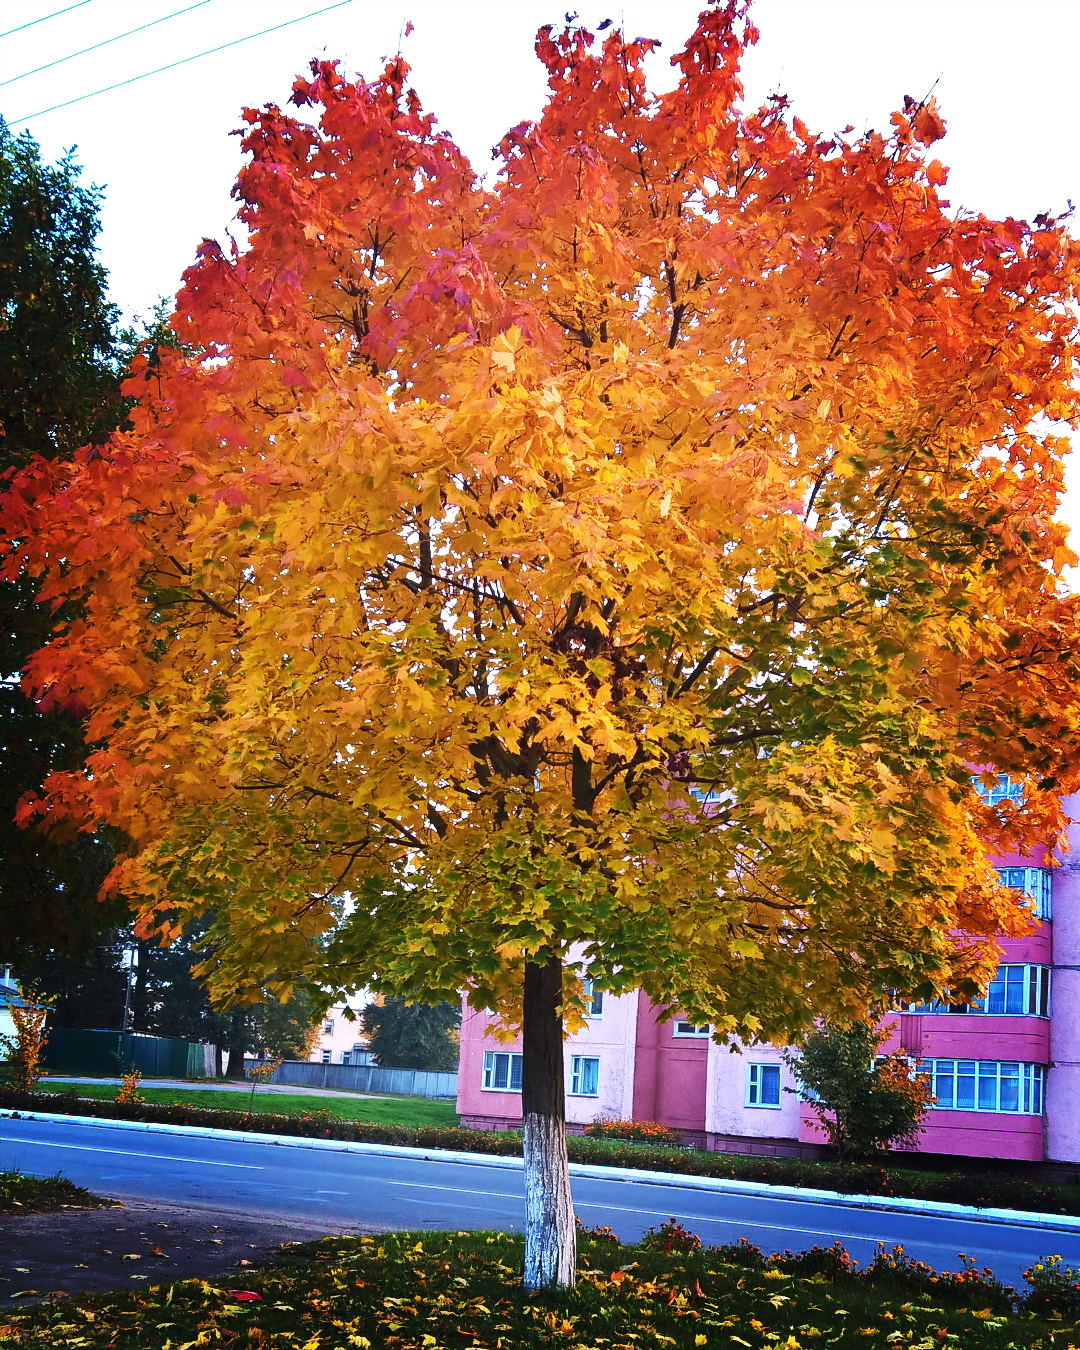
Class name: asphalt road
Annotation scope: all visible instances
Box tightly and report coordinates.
[3,1116,1078,1286]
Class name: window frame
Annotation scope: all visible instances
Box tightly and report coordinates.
[901,964,1051,1017]
[921,1059,1044,1115]
[569,1054,600,1097]
[997,866,1052,921]
[481,1050,523,1093]
[672,1020,710,1038]
[322,1020,335,1035]
[745,1062,783,1109]
[582,978,604,1018]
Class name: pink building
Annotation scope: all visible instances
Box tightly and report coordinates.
[456,788,1080,1167]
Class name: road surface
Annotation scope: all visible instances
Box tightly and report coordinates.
[3,1115,1077,1286]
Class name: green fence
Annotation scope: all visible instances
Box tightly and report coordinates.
[43,1029,205,1078]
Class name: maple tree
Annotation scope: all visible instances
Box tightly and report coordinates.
[3,2,1080,1288]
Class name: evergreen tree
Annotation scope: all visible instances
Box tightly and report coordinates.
[362,997,460,1072]
[0,122,131,962]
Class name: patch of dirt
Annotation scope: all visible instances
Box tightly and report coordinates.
[0,1199,382,1304]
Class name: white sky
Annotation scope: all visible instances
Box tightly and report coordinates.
[2,0,1078,560]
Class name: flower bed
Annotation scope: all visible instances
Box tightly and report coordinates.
[1,1227,1075,1347]
[4,1088,1079,1217]
[584,1116,681,1145]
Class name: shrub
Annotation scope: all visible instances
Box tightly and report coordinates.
[584,1116,680,1145]
[710,1237,767,1269]
[773,1241,856,1278]
[1023,1254,1080,1320]
[638,1217,702,1255]
[114,1070,143,1105]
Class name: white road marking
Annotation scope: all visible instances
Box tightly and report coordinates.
[390,1180,521,1199]
[0,1136,263,1169]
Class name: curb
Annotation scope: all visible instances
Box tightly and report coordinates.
[4,1108,1079,1236]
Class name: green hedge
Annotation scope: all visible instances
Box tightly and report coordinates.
[4,1087,1078,1216]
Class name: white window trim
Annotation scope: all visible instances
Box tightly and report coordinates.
[672,1020,710,1037]
[745,1062,783,1109]
[901,964,1051,1018]
[569,1054,600,1096]
[997,866,1052,921]
[582,978,604,1018]
[481,1050,522,1093]
[922,1059,1044,1115]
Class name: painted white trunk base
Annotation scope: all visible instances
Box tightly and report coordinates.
[523,1110,577,1288]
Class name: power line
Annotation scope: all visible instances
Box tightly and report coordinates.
[0,1,92,41]
[9,0,353,123]
[1,1,213,88]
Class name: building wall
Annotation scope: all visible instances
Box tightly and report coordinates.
[307,1002,371,1065]
[1047,792,1080,1164]
[457,990,639,1129]
[631,1001,709,1133]
[705,1039,800,1143]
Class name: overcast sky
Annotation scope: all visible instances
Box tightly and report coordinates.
[2,0,1078,557]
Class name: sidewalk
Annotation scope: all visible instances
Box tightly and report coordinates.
[41,1076,395,1101]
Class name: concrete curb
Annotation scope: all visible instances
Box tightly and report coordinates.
[4,1107,1079,1236]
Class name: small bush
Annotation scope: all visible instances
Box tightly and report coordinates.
[773,1241,856,1278]
[638,1217,702,1255]
[584,1115,680,1145]
[710,1237,767,1269]
[1023,1254,1080,1320]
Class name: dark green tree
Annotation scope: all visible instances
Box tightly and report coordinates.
[786,1019,935,1163]
[0,121,135,963]
[361,997,460,1072]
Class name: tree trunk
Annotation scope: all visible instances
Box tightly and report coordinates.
[224,1007,249,1080]
[213,1044,224,1078]
[522,953,576,1290]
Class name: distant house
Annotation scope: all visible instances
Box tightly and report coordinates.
[307,1001,375,1066]
[457,788,1080,1167]
[0,970,28,1045]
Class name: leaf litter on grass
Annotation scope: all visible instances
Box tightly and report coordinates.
[1,1228,1076,1349]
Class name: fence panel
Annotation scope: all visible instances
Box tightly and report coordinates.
[270,1060,457,1099]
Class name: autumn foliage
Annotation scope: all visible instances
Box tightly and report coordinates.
[2,1,1080,1281]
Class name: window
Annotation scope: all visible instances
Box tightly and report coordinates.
[323,1020,335,1035]
[482,1051,522,1092]
[321,1049,332,1064]
[341,1052,351,1065]
[998,866,1052,921]
[582,979,604,1017]
[746,1063,782,1108]
[673,1020,710,1037]
[972,773,1024,807]
[570,1055,600,1096]
[922,1060,1044,1114]
[902,965,1050,1017]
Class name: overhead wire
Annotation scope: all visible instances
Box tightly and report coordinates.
[8,0,353,123]
[0,1,92,41]
[1,0,214,88]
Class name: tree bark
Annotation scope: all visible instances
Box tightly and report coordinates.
[224,1006,250,1079]
[521,953,576,1289]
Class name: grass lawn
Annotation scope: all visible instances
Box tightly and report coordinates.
[2,1226,1075,1348]
[0,1170,114,1214]
[35,1082,458,1128]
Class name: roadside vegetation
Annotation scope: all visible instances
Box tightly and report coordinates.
[4,1089,1078,1218]
[0,1170,114,1214]
[31,1081,458,1128]
[2,1226,1076,1348]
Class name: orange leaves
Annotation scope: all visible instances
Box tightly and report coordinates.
[3,6,1079,1032]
